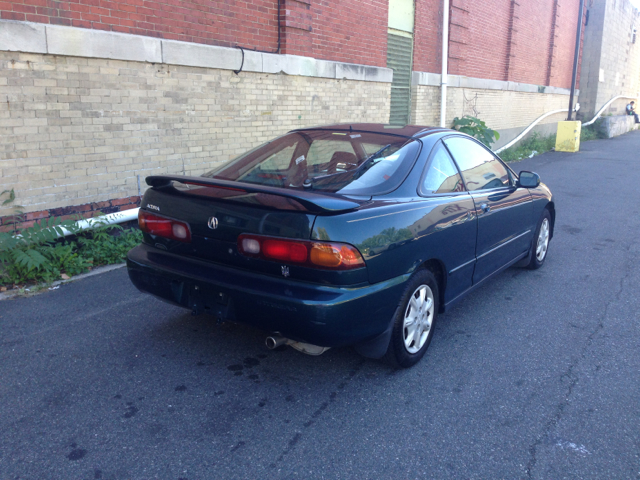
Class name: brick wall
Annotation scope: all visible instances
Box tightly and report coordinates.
[2,0,584,82]
[412,0,442,74]
[413,0,584,89]
[0,0,389,67]
[412,84,571,132]
[0,0,280,49]
[306,0,388,67]
[0,50,391,218]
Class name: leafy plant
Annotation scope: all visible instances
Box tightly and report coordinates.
[1,192,143,288]
[452,115,501,147]
[580,124,606,142]
[77,222,142,267]
[0,216,84,285]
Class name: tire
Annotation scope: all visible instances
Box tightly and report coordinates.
[385,269,439,368]
[526,209,551,270]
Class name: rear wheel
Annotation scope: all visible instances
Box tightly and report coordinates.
[527,209,551,269]
[385,269,439,368]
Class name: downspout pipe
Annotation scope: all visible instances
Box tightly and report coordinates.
[567,0,585,121]
[440,0,450,128]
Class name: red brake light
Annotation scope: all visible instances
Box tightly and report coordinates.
[238,234,364,270]
[139,210,192,243]
[262,239,308,263]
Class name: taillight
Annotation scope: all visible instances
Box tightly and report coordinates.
[238,234,365,270]
[138,210,192,243]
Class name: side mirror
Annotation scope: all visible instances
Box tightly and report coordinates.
[518,171,541,188]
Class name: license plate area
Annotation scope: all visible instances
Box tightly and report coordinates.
[188,284,234,320]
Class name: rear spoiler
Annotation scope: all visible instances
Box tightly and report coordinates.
[145,175,364,214]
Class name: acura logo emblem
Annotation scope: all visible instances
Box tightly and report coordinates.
[208,217,219,229]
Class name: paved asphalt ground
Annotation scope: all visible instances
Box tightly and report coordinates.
[1,132,639,480]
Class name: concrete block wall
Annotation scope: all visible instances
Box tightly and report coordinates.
[578,0,640,118]
[411,81,572,150]
[597,115,639,138]
[0,47,391,219]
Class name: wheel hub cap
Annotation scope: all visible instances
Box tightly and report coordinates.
[536,218,550,262]
[402,284,435,354]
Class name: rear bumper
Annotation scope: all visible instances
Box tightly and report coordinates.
[126,244,407,348]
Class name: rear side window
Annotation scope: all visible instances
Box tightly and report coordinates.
[204,130,421,196]
[420,142,464,195]
[444,136,510,191]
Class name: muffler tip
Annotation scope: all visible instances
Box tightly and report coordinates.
[265,335,287,350]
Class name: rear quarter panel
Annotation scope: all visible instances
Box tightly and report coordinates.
[311,193,477,289]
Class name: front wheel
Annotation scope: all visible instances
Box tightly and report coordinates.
[527,209,551,269]
[385,269,439,368]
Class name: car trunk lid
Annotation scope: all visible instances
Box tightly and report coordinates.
[139,176,370,284]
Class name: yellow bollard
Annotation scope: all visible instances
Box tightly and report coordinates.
[555,121,581,152]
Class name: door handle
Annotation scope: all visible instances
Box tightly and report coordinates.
[480,203,491,213]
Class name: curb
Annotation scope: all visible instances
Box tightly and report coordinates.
[0,263,126,301]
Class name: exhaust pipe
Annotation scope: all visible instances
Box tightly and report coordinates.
[265,334,330,356]
[265,335,288,349]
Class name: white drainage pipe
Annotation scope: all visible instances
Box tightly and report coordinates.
[55,207,139,238]
[440,0,450,128]
[582,95,637,126]
[494,95,637,155]
[494,109,569,154]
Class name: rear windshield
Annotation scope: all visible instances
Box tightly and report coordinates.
[203,130,422,196]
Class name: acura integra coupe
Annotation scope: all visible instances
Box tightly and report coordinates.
[127,124,554,368]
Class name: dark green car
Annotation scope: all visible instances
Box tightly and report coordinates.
[127,124,554,368]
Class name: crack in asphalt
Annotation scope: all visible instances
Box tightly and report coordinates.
[525,245,633,479]
[271,359,366,468]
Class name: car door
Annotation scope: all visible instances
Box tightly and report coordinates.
[418,141,477,303]
[443,136,534,284]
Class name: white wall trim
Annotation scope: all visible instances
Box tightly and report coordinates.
[412,71,578,96]
[0,20,393,83]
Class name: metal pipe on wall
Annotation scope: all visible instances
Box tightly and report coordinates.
[440,0,450,128]
[567,0,585,120]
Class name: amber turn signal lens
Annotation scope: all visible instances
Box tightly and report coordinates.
[309,244,341,267]
[310,243,365,268]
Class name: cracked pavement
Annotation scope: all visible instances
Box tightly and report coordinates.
[1,132,639,479]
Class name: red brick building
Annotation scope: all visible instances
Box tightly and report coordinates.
[0,0,582,87]
[0,0,585,223]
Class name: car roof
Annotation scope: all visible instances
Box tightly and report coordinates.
[290,123,451,139]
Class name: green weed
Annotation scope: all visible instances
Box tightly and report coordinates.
[580,124,605,141]
[0,191,142,288]
[452,115,500,147]
[498,132,557,162]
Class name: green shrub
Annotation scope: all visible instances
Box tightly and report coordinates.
[77,222,142,267]
[452,115,501,147]
[0,190,142,288]
[498,132,557,162]
[580,124,606,141]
